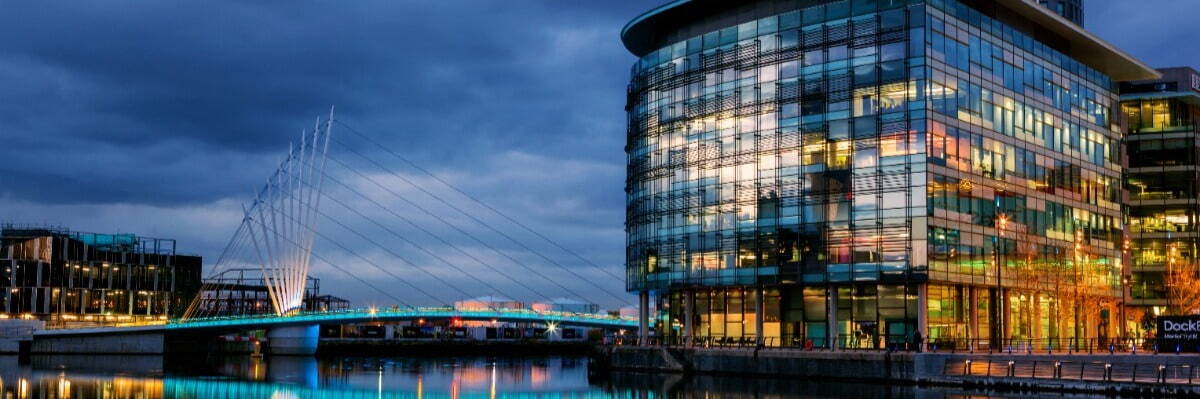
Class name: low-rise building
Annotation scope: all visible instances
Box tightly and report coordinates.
[531,298,601,314]
[0,224,202,326]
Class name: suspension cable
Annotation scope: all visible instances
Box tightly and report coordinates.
[314,158,598,305]
[329,138,632,305]
[336,120,628,285]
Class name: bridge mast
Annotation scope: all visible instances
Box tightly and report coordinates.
[186,109,335,318]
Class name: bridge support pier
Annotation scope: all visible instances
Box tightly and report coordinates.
[267,325,319,356]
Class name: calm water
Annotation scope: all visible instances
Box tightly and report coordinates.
[0,354,1112,398]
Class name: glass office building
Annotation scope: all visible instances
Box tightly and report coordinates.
[1120,67,1200,332]
[622,0,1157,348]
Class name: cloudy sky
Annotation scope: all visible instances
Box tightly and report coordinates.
[1,1,1197,310]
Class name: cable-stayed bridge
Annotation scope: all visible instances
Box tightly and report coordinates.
[31,108,640,355]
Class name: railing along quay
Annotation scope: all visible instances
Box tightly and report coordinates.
[606,336,1200,356]
[945,358,1199,385]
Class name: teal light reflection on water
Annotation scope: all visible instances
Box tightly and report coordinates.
[0,355,1118,398]
[2,355,614,399]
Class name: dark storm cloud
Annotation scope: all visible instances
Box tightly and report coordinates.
[0,1,659,206]
[1086,1,1200,70]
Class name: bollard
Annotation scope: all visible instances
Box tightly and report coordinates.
[1008,360,1016,377]
[1054,361,1062,379]
[1109,343,1115,354]
[1159,364,1166,384]
[1104,363,1112,382]
[964,359,972,376]
[1028,340,1033,355]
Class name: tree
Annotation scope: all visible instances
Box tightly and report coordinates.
[1166,243,1200,315]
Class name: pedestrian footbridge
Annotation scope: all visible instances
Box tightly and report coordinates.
[30,307,639,355]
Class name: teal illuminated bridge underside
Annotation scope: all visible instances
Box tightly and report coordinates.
[37,307,641,337]
[173,307,640,330]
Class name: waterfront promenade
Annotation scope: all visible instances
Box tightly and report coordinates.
[600,340,1200,396]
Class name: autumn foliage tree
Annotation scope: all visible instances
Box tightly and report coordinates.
[1166,252,1200,315]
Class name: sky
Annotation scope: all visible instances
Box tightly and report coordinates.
[0,1,1197,310]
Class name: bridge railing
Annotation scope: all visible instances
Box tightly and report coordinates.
[169,306,637,326]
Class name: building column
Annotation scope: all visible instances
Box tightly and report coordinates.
[638,290,649,346]
[917,283,928,350]
[754,287,764,345]
[966,286,978,350]
[827,287,839,350]
[1031,294,1042,342]
[1002,289,1012,344]
[683,289,694,346]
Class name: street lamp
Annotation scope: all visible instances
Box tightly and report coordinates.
[994,211,1008,348]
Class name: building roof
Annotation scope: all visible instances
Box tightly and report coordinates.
[1121,91,1200,107]
[459,296,518,303]
[621,0,1159,81]
[535,298,594,305]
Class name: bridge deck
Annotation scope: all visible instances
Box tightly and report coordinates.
[35,307,639,336]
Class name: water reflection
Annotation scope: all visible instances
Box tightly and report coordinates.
[0,355,1124,398]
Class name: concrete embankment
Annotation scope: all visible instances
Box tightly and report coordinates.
[600,346,1200,396]
[318,339,594,357]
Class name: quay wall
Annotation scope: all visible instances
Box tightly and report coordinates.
[31,331,166,355]
[602,347,1200,395]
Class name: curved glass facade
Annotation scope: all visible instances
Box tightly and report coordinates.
[624,0,1128,349]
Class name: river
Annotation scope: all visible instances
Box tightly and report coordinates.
[0,354,1121,398]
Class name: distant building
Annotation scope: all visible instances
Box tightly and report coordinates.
[0,225,202,326]
[454,296,523,311]
[618,306,639,320]
[531,298,601,314]
[1035,0,1084,26]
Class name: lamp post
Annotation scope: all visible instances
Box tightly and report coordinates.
[994,211,1008,349]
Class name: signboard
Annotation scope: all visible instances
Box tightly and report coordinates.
[1157,315,1200,352]
[1191,73,1200,93]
